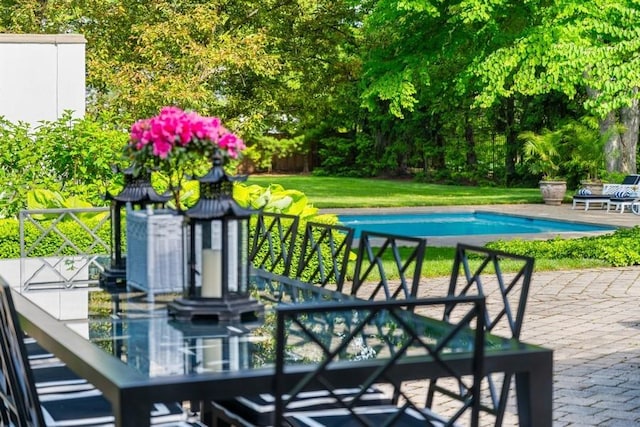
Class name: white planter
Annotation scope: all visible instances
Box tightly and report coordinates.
[126,208,184,296]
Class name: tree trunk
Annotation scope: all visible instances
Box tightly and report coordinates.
[586,83,628,174]
[431,118,446,172]
[600,111,622,172]
[619,93,639,174]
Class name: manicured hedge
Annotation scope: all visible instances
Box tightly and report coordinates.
[0,218,111,258]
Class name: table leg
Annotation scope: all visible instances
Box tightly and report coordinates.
[515,353,553,427]
[113,399,152,427]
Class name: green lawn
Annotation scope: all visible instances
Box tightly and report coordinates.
[247,175,543,208]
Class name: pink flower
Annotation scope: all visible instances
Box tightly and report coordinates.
[127,106,244,163]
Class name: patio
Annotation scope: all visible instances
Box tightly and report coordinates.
[445,265,640,426]
[327,203,640,426]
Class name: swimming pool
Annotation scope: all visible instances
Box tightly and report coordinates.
[338,211,616,238]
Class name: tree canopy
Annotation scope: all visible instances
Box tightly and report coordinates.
[1,0,639,185]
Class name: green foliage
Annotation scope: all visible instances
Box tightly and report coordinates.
[0,217,110,258]
[3,0,638,187]
[0,113,127,218]
[244,134,306,172]
[520,128,564,180]
[36,111,127,198]
[486,227,640,267]
[238,184,319,219]
[563,117,618,184]
[315,136,371,177]
[520,116,620,186]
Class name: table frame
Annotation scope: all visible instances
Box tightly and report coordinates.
[14,281,553,427]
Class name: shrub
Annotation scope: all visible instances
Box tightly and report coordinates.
[486,227,640,267]
[0,217,111,259]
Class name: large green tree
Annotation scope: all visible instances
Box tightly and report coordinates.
[358,0,640,179]
[469,0,640,173]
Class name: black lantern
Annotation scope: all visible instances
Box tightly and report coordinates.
[100,166,170,289]
[168,153,263,322]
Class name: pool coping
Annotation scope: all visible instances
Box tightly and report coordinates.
[321,203,632,247]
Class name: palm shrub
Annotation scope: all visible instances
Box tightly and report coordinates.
[520,128,565,180]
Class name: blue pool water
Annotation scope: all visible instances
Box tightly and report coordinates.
[338,211,616,238]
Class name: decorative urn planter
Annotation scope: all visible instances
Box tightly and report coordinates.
[539,180,567,205]
[579,180,604,195]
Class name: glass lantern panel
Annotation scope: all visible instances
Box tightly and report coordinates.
[226,219,250,294]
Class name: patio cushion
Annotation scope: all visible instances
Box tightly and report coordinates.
[32,363,96,394]
[614,190,632,199]
[286,406,456,427]
[39,389,188,425]
[212,387,390,426]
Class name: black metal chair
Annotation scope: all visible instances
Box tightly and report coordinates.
[0,279,204,427]
[349,230,427,300]
[249,212,300,276]
[273,296,486,427]
[426,243,535,426]
[295,221,354,292]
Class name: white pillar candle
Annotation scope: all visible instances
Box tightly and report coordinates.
[202,338,223,372]
[227,221,238,292]
[201,248,222,297]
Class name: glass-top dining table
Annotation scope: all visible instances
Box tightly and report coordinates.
[13,269,552,427]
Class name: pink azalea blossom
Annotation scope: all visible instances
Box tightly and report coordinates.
[128,106,245,162]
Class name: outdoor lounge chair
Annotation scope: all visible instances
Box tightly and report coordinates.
[572,174,640,211]
[607,194,640,213]
[571,191,610,211]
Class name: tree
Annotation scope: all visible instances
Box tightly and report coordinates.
[0,0,363,172]
[469,0,640,174]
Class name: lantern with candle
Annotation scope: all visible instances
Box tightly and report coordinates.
[167,151,263,322]
[100,166,170,290]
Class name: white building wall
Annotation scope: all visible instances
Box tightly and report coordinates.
[0,34,86,125]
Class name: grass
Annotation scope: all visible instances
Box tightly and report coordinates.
[247,175,543,208]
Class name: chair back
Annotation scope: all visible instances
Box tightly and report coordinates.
[249,212,300,276]
[622,174,640,185]
[273,296,486,426]
[0,278,45,426]
[428,243,534,426]
[295,221,354,292]
[446,243,534,340]
[350,231,426,300]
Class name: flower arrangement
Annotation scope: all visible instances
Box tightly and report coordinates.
[124,106,245,209]
[128,106,245,161]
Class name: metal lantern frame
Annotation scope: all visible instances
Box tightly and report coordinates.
[100,166,170,289]
[168,154,263,323]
